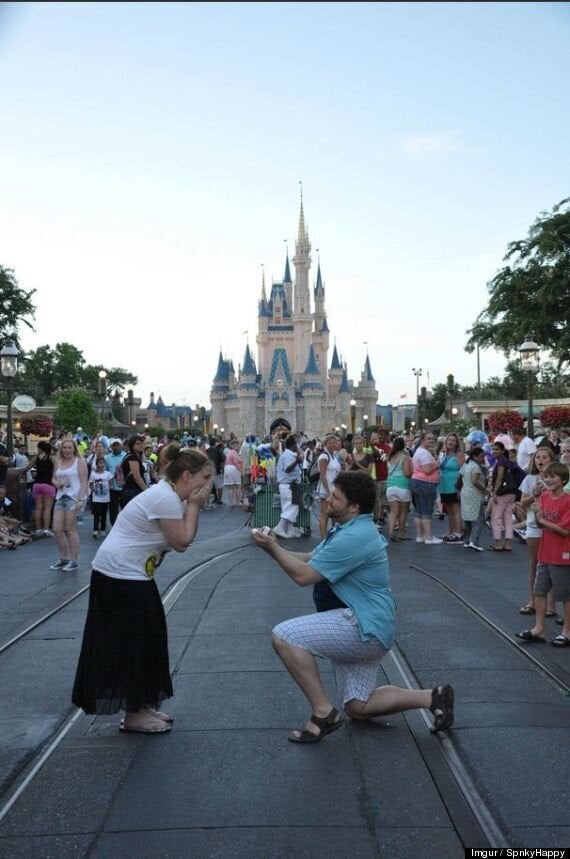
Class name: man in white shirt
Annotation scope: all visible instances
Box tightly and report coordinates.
[274,434,303,539]
[511,427,536,472]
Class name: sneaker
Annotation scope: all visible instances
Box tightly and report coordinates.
[49,559,68,570]
[272,522,291,539]
[290,527,304,538]
[424,537,443,545]
[43,529,54,537]
[468,543,484,552]
[443,534,464,545]
[63,560,79,572]
[92,531,98,539]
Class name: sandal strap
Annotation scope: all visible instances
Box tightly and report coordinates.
[309,708,338,729]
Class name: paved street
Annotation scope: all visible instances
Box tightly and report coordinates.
[0,507,569,857]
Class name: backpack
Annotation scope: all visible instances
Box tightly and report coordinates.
[308,451,329,484]
[497,461,525,496]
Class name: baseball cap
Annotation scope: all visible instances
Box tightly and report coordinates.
[109,438,122,446]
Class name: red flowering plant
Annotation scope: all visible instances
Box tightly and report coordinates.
[19,415,54,437]
[486,409,524,435]
[538,406,570,430]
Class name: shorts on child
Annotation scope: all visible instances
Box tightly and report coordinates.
[534,563,570,602]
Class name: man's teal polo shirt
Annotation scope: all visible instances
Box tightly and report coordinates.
[308,513,396,650]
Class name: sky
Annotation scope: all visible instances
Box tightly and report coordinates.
[1,1,569,411]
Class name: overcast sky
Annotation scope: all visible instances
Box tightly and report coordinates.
[1,2,568,410]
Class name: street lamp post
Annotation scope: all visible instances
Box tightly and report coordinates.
[97,370,107,431]
[340,423,347,440]
[519,336,540,440]
[1,341,19,457]
[363,414,368,430]
[412,367,422,425]
[350,399,356,435]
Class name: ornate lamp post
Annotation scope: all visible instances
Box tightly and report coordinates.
[519,336,540,440]
[1,340,19,457]
[340,423,347,440]
[193,415,199,435]
[350,399,356,435]
[97,370,107,430]
[363,414,368,430]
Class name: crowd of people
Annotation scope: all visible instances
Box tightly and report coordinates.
[1,418,568,739]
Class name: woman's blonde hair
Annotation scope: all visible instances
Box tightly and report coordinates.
[162,443,210,482]
[58,438,79,459]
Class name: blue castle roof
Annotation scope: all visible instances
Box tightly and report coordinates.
[304,344,320,376]
[330,344,342,370]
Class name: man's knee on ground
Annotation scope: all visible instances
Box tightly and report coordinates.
[344,699,367,719]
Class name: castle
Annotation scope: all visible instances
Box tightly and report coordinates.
[210,201,378,439]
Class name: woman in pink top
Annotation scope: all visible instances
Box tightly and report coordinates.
[411,432,442,545]
[223,439,243,507]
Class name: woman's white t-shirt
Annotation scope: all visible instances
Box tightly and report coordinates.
[520,474,544,538]
[93,480,185,581]
[318,451,342,499]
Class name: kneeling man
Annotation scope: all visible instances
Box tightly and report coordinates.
[252,470,454,742]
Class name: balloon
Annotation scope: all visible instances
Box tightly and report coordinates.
[467,430,488,445]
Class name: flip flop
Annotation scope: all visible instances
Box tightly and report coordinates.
[516,630,546,643]
[519,606,536,615]
[551,635,570,648]
[545,611,557,618]
[119,721,172,734]
[288,708,343,743]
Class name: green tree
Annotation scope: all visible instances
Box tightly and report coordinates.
[0,266,36,347]
[54,389,98,435]
[466,198,570,368]
[18,345,55,404]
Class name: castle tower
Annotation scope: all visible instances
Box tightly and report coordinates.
[312,260,330,390]
[355,353,378,428]
[237,343,259,439]
[292,198,313,379]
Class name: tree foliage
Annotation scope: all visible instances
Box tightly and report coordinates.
[20,342,138,404]
[0,266,36,347]
[54,389,98,435]
[466,198,570,368]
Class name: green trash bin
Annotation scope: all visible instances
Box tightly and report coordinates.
[252,482,312,535]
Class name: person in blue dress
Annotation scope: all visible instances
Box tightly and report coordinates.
[252,471,454,742]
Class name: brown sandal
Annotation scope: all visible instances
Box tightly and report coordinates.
[430,685,455,731]
[288,708,343,743]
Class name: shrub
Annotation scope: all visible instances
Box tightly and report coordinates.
[486,409,524,434]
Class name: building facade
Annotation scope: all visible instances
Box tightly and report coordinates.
[210,202,378,439]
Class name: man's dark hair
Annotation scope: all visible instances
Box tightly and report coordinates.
[285,434,298,451]
[333,471,376,514]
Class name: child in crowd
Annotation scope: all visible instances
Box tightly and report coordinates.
[88,457,112,539]
[517,463,570,646]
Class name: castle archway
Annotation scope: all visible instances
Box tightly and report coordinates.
[269,417,292,435]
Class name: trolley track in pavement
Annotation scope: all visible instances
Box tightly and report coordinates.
[0,543,251,825]
[2,531,566,849]
[0,524,249,657]
[401,556,570,693]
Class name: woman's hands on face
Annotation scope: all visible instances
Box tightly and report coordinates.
[187,475,213,507]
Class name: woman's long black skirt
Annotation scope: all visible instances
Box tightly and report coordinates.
[72,570,173,715]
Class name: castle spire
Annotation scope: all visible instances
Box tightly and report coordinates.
[330,343,342,371]
[283,253,292,284]
[314,261,324,297]
[363,353,375,383]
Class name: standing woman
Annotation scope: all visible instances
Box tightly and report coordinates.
[386,437,412,541]
[459,446,488,551]
[72,445,213,733]
[489,440,517,552]
[519,448,556,615]
[410,432,442,545]
[347,435,374,474]
[50,439,89,572]
[317,434,342,539]
[439,433,465,543]
[223,439,243,507]
[120,434,148,509]
[31,441,57,536]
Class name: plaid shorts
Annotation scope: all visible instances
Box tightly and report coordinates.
[273,609,387,705]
